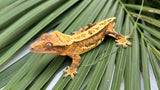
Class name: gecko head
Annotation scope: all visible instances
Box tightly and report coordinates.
[30,32,66,55]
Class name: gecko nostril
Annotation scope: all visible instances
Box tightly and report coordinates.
[30,47,34,51]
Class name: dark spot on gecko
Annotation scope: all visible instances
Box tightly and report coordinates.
[88,30,93,34]
[108,19,112,22]
[81,34,86,37]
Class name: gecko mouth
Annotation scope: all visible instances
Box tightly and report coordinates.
[30,47,58,54]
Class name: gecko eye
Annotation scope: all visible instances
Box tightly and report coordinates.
[45,42,53,49]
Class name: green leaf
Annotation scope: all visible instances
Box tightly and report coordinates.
[149,44,160,62]
[0,0,25,16]
[141,35,151,90]
[0,0,65,49]
[144,34,160,50]
[125,4,160,15]
[147,45,160,89]
[0,0,45,29]
[0,53,31,88]
[1,0,160,89]
[0,0,17,9]
[124,15,133,90]
[138,23,160,39]
[131,28,141,90]
[0,0,76,66]
[3,54,44,90]
[131,12,160,28]
[11,54,55,90]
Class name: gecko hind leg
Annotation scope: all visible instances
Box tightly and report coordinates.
[105,21,132,48]
[106,31,132,48]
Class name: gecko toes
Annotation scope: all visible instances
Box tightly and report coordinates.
[127,41,132,46]
[63,66,77,79]
[116,43,121,46]
[63,74,68,78]
[115,35,132,48]
[125,35,132,38]
[123,44,127,48]
[74,71,78,75]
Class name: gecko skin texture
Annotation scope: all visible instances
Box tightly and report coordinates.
[30,17,132,79]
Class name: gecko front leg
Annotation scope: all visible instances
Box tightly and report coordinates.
[63,54,81,79]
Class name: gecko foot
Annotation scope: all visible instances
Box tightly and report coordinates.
[63,66,77,79]
[115,35,132,48]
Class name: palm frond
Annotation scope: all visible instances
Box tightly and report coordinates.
[0,0,160,90]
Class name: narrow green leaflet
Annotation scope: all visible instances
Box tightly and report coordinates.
[141,35,151,90]
[29,56,66,90]
[0,53,31,88]
[3,54,44,90]
[64,0,99,34]
[96,0,115,21]
[149,44,160,62]
[124,45,132,90]
[0,0,26,16]
[0,0,65,49]
[125,4,160,15]
[0,0,17,9]
[144,34,160,50]
[56,0,92,33]
[11,54,55,90]
[99,45,118,90]
[147,45,160,89]
[124,15,133,90]
[0,0,44,29]
[41,59,71,90]
[138,23,160,39]
[131,12,160,28]
[131,29,141,90]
